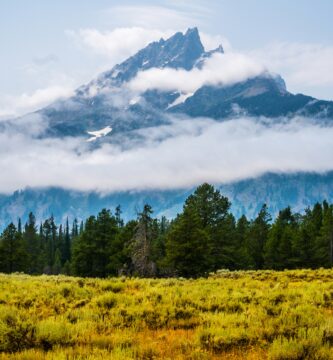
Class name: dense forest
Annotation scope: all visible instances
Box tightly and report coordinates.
[0,184,332,278]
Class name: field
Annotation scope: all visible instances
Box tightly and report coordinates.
[0,270,333,359]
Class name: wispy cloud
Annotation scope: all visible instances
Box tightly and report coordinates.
[103,4,209,30]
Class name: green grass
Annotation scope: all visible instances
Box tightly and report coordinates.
[0,269,332,359]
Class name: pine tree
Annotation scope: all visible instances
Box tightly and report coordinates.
[130,205,156,277]
[296,203,323,268]
[165,205,210,277]
[63,218,71,264]
[94,209,119,277]
[72,216,96,277]
[72,218,79,238]
[315,202,333,267]
[247,204,271,269]
[234,215,252,269]
[72,209,120,277]
[79,220,84,235]
[183,183,231,271]
[17,218,22,235]
[0,223,27,273]
[264,207,297,269]
[24,212,40,274]
[53,248,62,274]
[115,205,124,228]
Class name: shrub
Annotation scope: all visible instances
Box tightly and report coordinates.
[36,319,72,350]
[95,293,118,309]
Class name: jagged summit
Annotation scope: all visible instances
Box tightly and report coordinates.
[78,27,206,94]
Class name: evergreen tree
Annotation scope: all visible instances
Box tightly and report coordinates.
[247,204,271,269]
[130,205,156,277]
[264,207,297,269]
[183,183,231,271]
[72,216,96,277]
[94,209,119,277]
[165,205,210,277]
[41,217,54,273]
[118,220,138,275]
[151,216,169,272]
[24,212,40,274]
[72,209,119,277]
[234,215,252,269]
[296,203,323,268]
[17,218,22,235]
[0,223,27,273]
[63,218,71,264]
[315,202,333,267]
[115,205,124,228]
[79,220,84,235]
[53,248,62,274]
[72,218,79,238]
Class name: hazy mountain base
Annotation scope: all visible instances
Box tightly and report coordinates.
[0,172,332,227]
[0,270,332,359]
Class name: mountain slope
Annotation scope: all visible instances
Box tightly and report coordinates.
[170,76,333,119]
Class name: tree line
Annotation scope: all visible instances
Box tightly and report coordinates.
[0,184,332,278]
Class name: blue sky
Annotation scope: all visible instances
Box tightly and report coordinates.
[1,0,333,117]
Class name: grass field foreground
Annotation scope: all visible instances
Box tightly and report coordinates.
[0,269,333,359]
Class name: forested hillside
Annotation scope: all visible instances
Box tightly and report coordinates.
[0,184,332,278]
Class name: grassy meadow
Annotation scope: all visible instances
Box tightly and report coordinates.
[0,270,333,359]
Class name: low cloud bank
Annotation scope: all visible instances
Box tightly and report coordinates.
[1,116,333,194]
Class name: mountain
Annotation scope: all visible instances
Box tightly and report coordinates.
[1,28,333,227]
[9,27,332,140]
[36,27,224,139]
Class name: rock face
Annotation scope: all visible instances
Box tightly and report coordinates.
[1,28,333,226]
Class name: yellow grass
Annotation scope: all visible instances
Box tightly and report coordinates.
[0,269,333,359]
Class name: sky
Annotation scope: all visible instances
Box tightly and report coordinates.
[1,0,333,118]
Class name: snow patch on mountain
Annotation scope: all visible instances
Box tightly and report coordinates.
[87,126,112,142]
[168,93,193,108]
[129,96,141,105]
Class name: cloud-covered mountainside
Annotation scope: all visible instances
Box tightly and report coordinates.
[1,28,333,225]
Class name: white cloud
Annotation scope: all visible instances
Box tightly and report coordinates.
[68,27,174,62]
[0,116,333,194]
[128,52,266,94]
[0,86,74,118]
[250,42,333,100]
[67,24,232,65]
